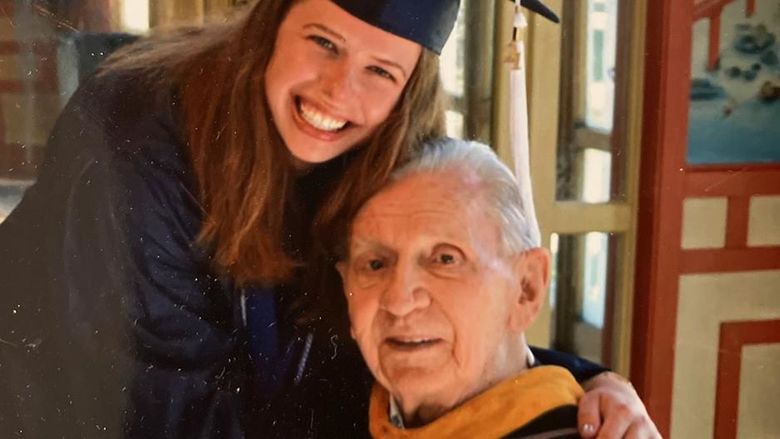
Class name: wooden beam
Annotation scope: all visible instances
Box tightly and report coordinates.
[205,0,236,15]
[149,0,205,28]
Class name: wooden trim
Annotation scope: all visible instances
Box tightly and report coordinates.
[462,0,496,144]
[714,320,780,439]
[686,163,780,172]
[725,196,749,248]
[205,0,236,14]
[610,0,634,201]
[573,127,612,152]
[150,0,205,27]
[0,80,57,93]
[0,42,21,53]
[524,0,566,346]
[544,202,633,234]
[694,0,733,20]
[630,0,693,435]
[556,0,579,173]
[708,14,721,71]
[59,0,118,32]
[746,0,756,16]
[0,41,57,55]
[0,81,24,93]
[490,0,513,165]
[0,0,16,17]
[685,168,780,196]
[602,235,620,368]
[681,247,780,273]
[611,0,647,376]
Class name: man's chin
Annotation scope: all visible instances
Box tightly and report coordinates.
[383,370,453,407]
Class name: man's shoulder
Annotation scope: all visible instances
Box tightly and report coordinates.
[493,367,582,438]
[503,404,580,438]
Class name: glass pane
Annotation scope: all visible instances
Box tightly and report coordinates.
[0,1,149,223]
[446,110,466,139]
[556,0,625,202]
[121,1,151,32]
[585,0,617,131]
[439,4,466,99]
[438,0,494,143]
[0,184,25,222]
[440,3,467,140]
[582,148,612,203]
[550,232,620,365]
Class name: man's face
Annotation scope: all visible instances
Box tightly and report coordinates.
[338,170,528,415]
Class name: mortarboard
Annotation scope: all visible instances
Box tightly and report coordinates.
[332,0,559,55]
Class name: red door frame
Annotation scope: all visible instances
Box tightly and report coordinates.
[630,0,692,433]
[632,0,780,436]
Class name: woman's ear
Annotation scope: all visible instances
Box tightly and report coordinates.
[508,248,551,333]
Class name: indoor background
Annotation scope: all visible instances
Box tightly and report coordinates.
[1,0,779,437]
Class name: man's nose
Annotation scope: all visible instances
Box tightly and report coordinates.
[380,263,431,318]
[320,59,357,101]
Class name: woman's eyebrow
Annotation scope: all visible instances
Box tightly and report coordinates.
[303,23,345,42]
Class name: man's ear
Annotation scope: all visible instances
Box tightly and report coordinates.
[508,248,551,333]
[335,260,347,283]
[335,260,357,339]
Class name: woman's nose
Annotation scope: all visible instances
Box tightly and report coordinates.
[320,59,357,101]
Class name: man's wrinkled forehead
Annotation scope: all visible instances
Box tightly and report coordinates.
[347,169,487,246]
[359,168,480,214]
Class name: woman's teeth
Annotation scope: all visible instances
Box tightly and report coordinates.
[299,100,348,132]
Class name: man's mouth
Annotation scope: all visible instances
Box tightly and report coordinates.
[385,337,442,351]
[296,97,350,132]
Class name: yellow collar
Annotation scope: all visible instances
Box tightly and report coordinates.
[369,366,583,439]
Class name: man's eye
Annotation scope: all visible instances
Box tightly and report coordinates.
[309,35,337,53]
[434,252,458,265]
[368,259,385,271]
[367,65,395,81]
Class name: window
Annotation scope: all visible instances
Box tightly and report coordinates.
[439,0,496,143]
[528,0,643,370]
[557,0,621,203]
[0,1,247,222]
[122,1,151,32]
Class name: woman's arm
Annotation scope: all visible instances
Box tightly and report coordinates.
[0,74,250,437]
[529,347,660,438]
[529,346,607,381]
[104,152,247,438]
[578,372,661,439]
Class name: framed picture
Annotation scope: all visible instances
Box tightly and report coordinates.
[688,0,780,165]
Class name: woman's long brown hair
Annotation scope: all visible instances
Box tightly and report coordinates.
[101,0,446,286]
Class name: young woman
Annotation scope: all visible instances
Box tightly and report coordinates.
[0,0,657,437]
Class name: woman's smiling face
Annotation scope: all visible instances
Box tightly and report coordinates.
[264,0,422,168]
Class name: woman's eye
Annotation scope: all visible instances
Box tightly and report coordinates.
[367,65,395,81]
[309,35,337,53]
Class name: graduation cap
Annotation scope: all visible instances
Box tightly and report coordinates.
[332,0,559,54]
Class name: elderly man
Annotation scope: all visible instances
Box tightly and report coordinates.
[338,138,587,438]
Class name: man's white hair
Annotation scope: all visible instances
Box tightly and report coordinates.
[391,138,541,253]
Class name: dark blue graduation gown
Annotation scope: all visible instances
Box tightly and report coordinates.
[0,70,605,438]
